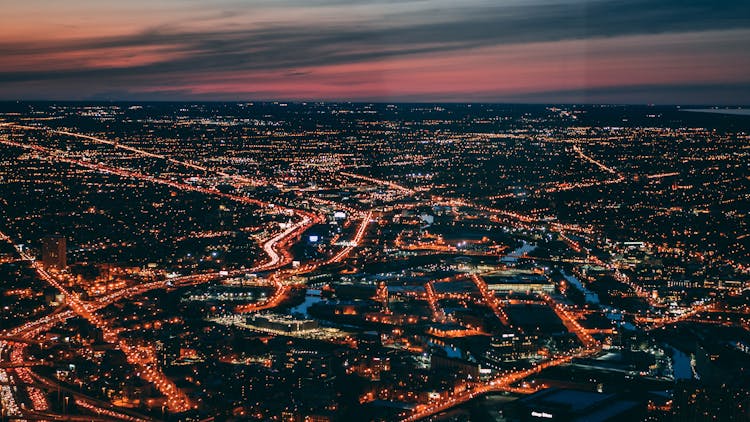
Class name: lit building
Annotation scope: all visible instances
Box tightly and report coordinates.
[41,235,67,269]
[485,332,539,364]
[249,313,319,333]
[485,273,554,293]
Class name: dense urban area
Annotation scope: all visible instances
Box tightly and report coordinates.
[0,102,748,421]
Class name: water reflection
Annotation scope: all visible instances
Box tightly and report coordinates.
[290,289,322,318]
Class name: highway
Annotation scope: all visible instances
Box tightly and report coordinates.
[235,210,373,314]
[0,122,699,421]
[324,211,372,265]
[0,122,383,419]
[0,125,329,418]
[0,193,320,417]
[16,240,192,412]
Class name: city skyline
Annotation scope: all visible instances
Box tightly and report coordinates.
[0,1,749,421]
[0,102,748,421]
[2,0,750,103]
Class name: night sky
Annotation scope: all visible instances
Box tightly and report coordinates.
[2,0,749,103]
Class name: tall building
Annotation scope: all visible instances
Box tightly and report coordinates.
[41,235,66,269]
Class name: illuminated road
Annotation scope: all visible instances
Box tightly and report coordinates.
[0,235,165,419]
[0,120,701,421]
[324,211,372,265]
[255,214,318,271]
[236,211,373,314]
[336,170,543,232]
[424,281,447,323]
[0,204,318,417]
[1,234,206,416]
[539,293,599,348]
[0,126,321,272]
[0,349,23,420]
[340,171,415,195]
[338,171,605,241]
[572,144,618,175]
[399,289,603,421]
[0,137,269,208]
[470,273,509,326]
[12,241,193,412]
[0,210,318,419]
[0,125,361,418]
[30,371,152,422]
[0,127,322,275]
[5,123,264,186]
[402,346,601,422]
[639,301,717,331]
[328,169,623,422]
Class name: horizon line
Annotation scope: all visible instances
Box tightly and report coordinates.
[1,99,749,108]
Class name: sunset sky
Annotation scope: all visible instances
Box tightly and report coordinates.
[1,0,749,103]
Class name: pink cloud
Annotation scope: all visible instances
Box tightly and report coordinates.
[131,30,750,100]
